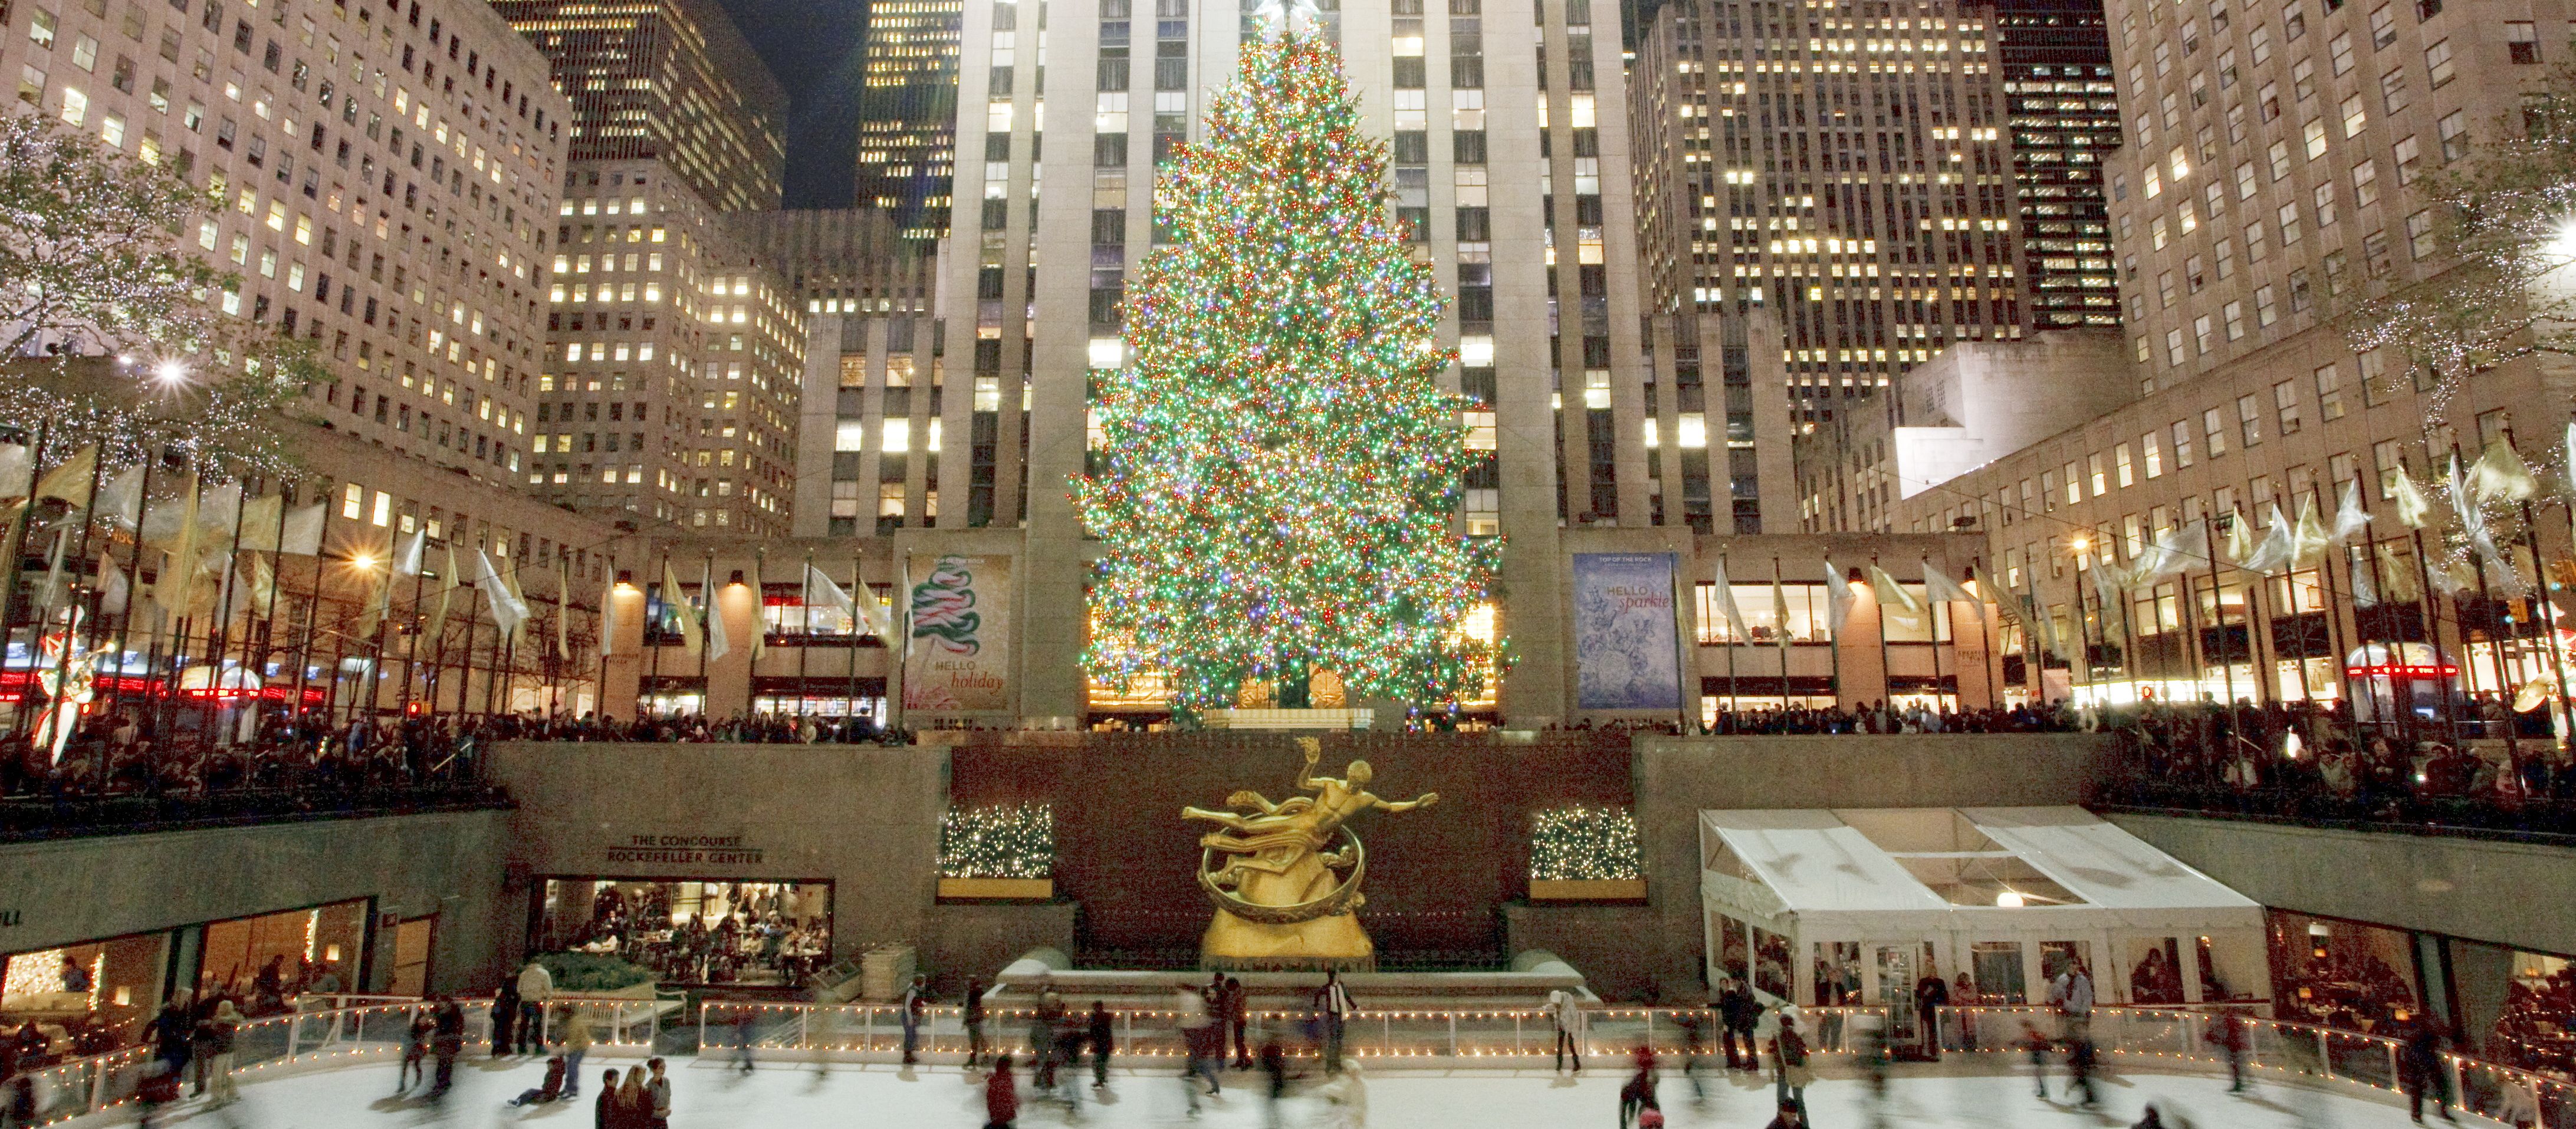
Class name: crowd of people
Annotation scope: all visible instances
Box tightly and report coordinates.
[550,881,829,987]
[2099,699,2576,837]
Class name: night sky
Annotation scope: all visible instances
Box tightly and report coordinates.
[717,0,870,209]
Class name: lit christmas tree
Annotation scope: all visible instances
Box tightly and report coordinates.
[1073,32,1504,717]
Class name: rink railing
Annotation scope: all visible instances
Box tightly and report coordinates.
[692,999,2571,1126]
[12,999,2566,1127]
[9,997,670,1126]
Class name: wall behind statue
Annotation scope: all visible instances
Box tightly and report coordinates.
[948,732,1634,962]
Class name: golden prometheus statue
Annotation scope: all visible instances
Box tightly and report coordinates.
[1184,737,1438,969]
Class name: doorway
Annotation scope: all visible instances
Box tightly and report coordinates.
[387,917,435,998]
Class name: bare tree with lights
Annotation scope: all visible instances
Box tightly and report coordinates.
[0,113,324,477]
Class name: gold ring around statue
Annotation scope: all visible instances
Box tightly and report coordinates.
[1197,827,1366,924]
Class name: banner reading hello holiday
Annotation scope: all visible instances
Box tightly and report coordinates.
[903,554,1013,712]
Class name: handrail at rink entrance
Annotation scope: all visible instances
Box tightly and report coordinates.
[8,997,670,1127]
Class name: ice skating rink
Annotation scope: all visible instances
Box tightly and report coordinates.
[66,1054,2480,1128]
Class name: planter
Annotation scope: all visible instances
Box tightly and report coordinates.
[1529,878,1647,901]
[1201,708,1375,730]
[938,877,1055,900]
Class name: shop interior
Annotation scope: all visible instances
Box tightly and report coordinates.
[537,878,832,987]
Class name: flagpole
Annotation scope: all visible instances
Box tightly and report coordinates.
[2354,536,2402,747]
[1773,558,1790,713]
[849,551,866,729]
[2310,483,2357,715]
[2068,544,2094,705]
[889,549,911,735]
[205,480,251,742]
[254,486,293,723]
[699,550,715,720]
[2452,440,2521,763]
[51,443,110,751]
[397,543,427,720]
[2515,499,2571,746]
[800,548,814,723]
[0,419,54,743]
[2209,513,2239,722]
[285,496,326,728]
[1923,559,1949,715]
[649,548,669,719]
[1720,554,1738,720]
[1869,556,1893,710]
[2107,550,2141,708]
[2408,526,2459,746]
[1974,562,2002,710]
[101,449,156,733]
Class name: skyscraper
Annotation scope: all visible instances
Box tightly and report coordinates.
[495,0,788,212]
[505,0,806,535]
[1994,0,2124,330]
[1627,0,2030,431]
[853,0,965,241]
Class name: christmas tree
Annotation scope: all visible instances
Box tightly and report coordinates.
[1073,32,1503,717]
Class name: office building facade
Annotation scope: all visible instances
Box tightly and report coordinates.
[1994,0,2125,331]
[853,0,965,242]
[494,0,787,212]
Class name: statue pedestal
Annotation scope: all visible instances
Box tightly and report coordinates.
[1201,909,1375,972]
[1200,708,1374,730]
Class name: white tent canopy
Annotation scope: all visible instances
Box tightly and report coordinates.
[1700,807,2268,1015]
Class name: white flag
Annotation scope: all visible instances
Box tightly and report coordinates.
[597,574,619,659]
[475,549,530,636]
[1708,557,1747,638]
[279,503,326,555]
[195,480,244,537]
[806,563,857,631]
[393,528,427,576]
[94,467,145,528]
[703,559,731,662]
[2240,505,2297,575]
[0,444,28,500]
[99,559,129,614]
[1923,559,1983,623]
[1823,562,1855,634]
[2329,478,2371,544]
[662,561,701,656]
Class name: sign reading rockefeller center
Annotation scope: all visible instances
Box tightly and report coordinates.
[604,833,766,866]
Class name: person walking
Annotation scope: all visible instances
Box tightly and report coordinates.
[429,996,465,1098]
[2206,1008,2249,1092]
[1317,970,1353,1074]
[963,977,989,1069]
[732,1006,755,1074]
[984,1055,1020,1129]
[399,1008,432,1093]
[517,959,556,1055]
[901,973,929,1066]
[1549,987,1585,1073]
[203,999,242,1105]
[188,993,222,1097]
[1224,976,1253,1069]
[1088,1000,1115,1090]
[493,974,521,1058]
[2401,1018,2457,1123]
[562,1005,594,1099]
[645,1058,672,1129]
[1771,1012,1813,1120]
[592,1069,621,1129]
[150,995,194,1084]
[2064,1032,2099,1110]
[1717,979,1759,1071]
[2018,1021,2052,1100]
[616,1064,649,1127]
[1913,965,1950,1060]
[1177,983,1221,1103]
[1260,1036,1291,1129]
[1618,1046,1658,1129]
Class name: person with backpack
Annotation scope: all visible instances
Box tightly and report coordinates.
[1770,1009,1813,1120]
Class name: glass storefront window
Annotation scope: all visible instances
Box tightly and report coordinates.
[1,933,170,1059]
[1716,914,1749,986]
[536,879,831,987]
[1970,940,2029,1004]
[2125,936,2186,1004]
[2269,911,2422,1034]
[2486,949,2575,1079]
[1751,925,1792,1002]
[198,900,369,1015]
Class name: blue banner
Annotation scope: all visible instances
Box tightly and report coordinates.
[1572,553,1684,710]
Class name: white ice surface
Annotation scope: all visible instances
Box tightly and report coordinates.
[73,1054,2480,1128]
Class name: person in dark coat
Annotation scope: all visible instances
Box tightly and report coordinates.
[1088,1001,1115,1089]
[1716,980,1760,1071]
[150,996,194,1079]
[984,1055,1020,1129]
[2401,1018,2457,1123]
[493,976,521,1058]
[1913,969,1950,1059]
[593,1069,621,1128]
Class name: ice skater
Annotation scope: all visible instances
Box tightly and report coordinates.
[2064,1032,2100,1110]
[2204,1008,2249,1093]
[1089,1000,1116,1090]
[732,1006,757,1074]
[398,1008,431,1093]
[2018,1021,2052,1099]
[1260,1037,1291,1129]
[1618,1045,1658,1128]
[984,1056,1020,1129]
[2400,1018,2456,1124]
[1549,987,1585,1073]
